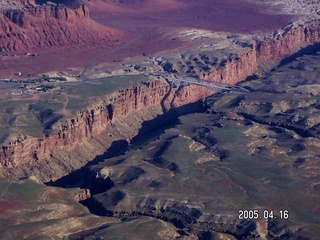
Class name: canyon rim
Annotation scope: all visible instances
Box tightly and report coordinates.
[0,0,320,239]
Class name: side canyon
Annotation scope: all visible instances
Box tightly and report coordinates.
[1,18,320,182]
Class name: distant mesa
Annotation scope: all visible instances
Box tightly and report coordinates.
[0,0,126,52]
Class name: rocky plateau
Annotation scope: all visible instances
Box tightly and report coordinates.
[0,0,127,52]
[1,17,320,182]
[0,0,320,239]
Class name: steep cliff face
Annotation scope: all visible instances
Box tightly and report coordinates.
[205,50,258,84]
[0,80,213,181]
[256,19,320,62]
[0,81,164,167]
[204,19,320,83]
[0,18,320,181]
[0,3,122,52]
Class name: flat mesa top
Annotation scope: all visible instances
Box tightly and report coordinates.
[89,0,296,34]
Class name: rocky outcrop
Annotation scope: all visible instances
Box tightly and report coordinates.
[0,81,213,181]
[82,194,259,239]
[0,18,320,181]
[256,19,320,62]
[0,3,123,52]
[75,188,91,201]
[160,19,320,86]
[204,19,320,83]
[205,50,258,84]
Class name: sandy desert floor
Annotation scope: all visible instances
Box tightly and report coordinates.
[0,0,294,79]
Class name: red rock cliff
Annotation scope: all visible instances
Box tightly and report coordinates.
[256,19,320,62]
[205,19,320,84]
[0,80,213,181]
[0,18,320,181]
[0,3,123,51]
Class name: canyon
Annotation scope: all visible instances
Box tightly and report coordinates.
[1,18,320,182]
[0,0,320,239]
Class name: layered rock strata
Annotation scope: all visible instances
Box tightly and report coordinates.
[205,19,320,83]
[1,18,320,181]
[0,81,213,181]
[256,19,320,62]
[0,2,123,51]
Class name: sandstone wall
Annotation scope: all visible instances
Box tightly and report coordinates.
[205,19,320,83]
[0,80,213,181]
[0,3,119,51]
[0,18,320,181]
[256,19,320,62]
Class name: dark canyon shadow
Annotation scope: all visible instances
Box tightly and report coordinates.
[45,48,320,240]
[46,100,206,191]
[277,42,320,69]
[46,139,129,189]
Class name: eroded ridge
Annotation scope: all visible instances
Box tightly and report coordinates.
[0,0,126,52]
[0,17,320,181]
[0,1,320,239]
[66,49,320,239]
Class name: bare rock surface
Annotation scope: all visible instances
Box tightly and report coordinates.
[66,50,320,239]
[0,0,319,239]
[0,177,118,239]
[0,1,126,52]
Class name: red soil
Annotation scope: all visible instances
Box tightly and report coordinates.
[0,0,294,79]
[90,0,293,33]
